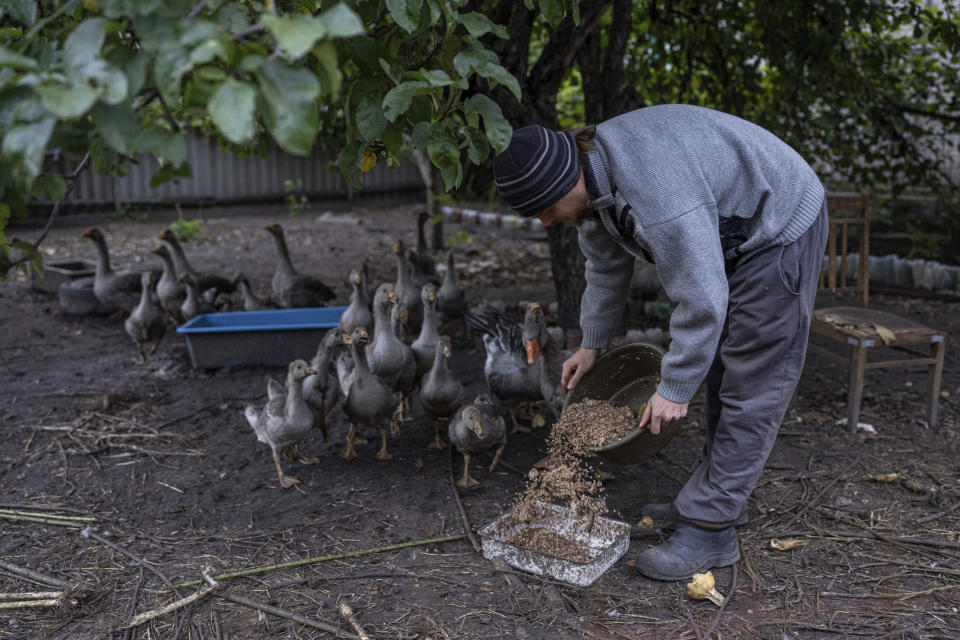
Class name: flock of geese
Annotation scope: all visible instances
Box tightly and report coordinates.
[77,212,670,489]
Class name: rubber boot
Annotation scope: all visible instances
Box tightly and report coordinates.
[641,501,748,530]
[634,522,740,581]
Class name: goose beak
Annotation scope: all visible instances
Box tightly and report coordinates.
[472,421,484,436]
[352,273,362,284]
[387,290,398,301]
[305,366,317,376]
[428,290,436,302]
[525,339,540,365]
[443,343,452,357]
[341,332,352,344]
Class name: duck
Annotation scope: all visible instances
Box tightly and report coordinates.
[244,359,318,488]
[158,228,234,295]
[365,284,407,433]
[82,228,143,312]
[409,210,438,287]
[124,272,166,362]
[448,392,507,487]
[464,305,543,432]
[151,246,186,323]
[178,273,215,321]
[339,268,373,335]
[232,273,276,311]
[410,283,440,378]
[265,223,336,308]
[436,252,467,321]
[390,302,418,427]
[420,335,463,449]
[303,328,343,442]
[522,303,572,419]
[391,240,421,332]
[341,327,398,461]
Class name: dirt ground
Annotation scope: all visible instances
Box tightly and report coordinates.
[1,202,959,640]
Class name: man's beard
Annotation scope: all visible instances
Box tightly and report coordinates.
[568,192,593,227]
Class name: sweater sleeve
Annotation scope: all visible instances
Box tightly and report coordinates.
[577,218,635,349]
[639,205,728,403]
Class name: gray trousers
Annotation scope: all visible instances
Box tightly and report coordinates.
[673,200,829,525]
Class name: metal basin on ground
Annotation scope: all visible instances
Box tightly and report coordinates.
[562,342,677,465]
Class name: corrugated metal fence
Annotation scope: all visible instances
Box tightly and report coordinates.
[44,133,424,211]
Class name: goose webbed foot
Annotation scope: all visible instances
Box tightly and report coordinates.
[375,427,393,460]
[292,444,319,465]
[457,453,479,488]
[390,405,402,436]
[489,443,506,472]
[341,424,359,461]
[428,420,447,449]
[272,450,300,488]
[509,409,530,434]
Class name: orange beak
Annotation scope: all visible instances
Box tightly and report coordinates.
[525,339,540,365]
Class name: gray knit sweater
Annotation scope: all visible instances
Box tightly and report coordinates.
[578,105,824,403]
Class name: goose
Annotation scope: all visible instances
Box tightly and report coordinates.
[464,305,543,432]
[409,210,438,286]
[436,252,467,321]
[523,303,573,419]
[151,246,186,323]
[244,359,317,488]
[410,283,440,379]
[390,302,418,429]
[124,272,166,362]
[178,273,215,322]
[82,228,142,312]
[448,392,507,487]
[366,284,407,434]
[391,240,421,332]
[341,328,397,461]
[303,328,343,443]
[420,335,463,449]
[158,228,234,295]
[232,273,276,311]
[265,223,336,308]
[339,268,373,335]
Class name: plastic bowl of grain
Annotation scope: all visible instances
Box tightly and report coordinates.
[562,342,677,465]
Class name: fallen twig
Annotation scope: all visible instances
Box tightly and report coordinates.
[122,570,219,630]
[448,446,482,553]
[0,591,61,600]
[0,599,60,609]
[81,527,177,589]
[0,508,95,522]
[0,512,85,528]
[172,534,466,589]
[0,559,71,589]
[338,602,371,640]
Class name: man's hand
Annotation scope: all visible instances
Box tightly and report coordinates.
[638,392,688,435]
[561,347,598,395]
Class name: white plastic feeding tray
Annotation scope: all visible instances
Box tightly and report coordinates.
[479,501,631,587]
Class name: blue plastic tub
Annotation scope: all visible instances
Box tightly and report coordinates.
[177,306,346,368]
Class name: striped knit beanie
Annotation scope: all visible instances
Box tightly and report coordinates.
[493,125,580,217]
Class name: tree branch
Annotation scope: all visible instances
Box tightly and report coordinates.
[231,24,265,41]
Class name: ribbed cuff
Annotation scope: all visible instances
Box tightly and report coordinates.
[656,377,701,404]
[580,326,615,350]
[776,181,826,246]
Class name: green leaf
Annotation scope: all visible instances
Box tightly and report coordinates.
[139,125,187,167]
[462,125,489,165]
[188,39,229,66]
[35,82,98,118]
[92,102,140,154]
[355,93,386,142]
[338,139,364,189]
[39,173,66,201]
[382,122,403,157]
[255,59,320,155]
[105,47,149,98]
[0,45,37,70]
[1,0,37,26]
[439,160,461,192]
[385,0,416,33]
[217,2,250,32]
[538,0,565,26]
[452,47,497,78]
[149,161,192,188]
[262,13,327,60]
[2,116,54,187]
[90,136,120,174]
[464,94,511,152]
[342,37,389,76]
[64,18,106,78]
[320,2,365,39]
[477,61,521,101]
[208,78,256,144]
[382,80,427,122]
[457,12,507,39]
[310,41,341,97]
[153,45,191,105]
[417,68,466,88]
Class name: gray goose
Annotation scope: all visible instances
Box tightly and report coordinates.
[303,328,343,442]
[391,303,418,426]
[341,328,397,461]
[366,284,406,434]
[82,228,143,312]
[448,392,507,487]
[232,273,276,311]
[124,272,166,362]
[464,305,543,433]
[244,359,317,488]
[265,223,336,308]
[339,268,373,335]
[391,240,421,332]
[420,335,463,449]
[522,303,572,419]
[151,245,186,323]
[436,252,467,321]
[409,210,438,286]
[158,228,234,295]
[410,283,440,379]
[178,273,215,321]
